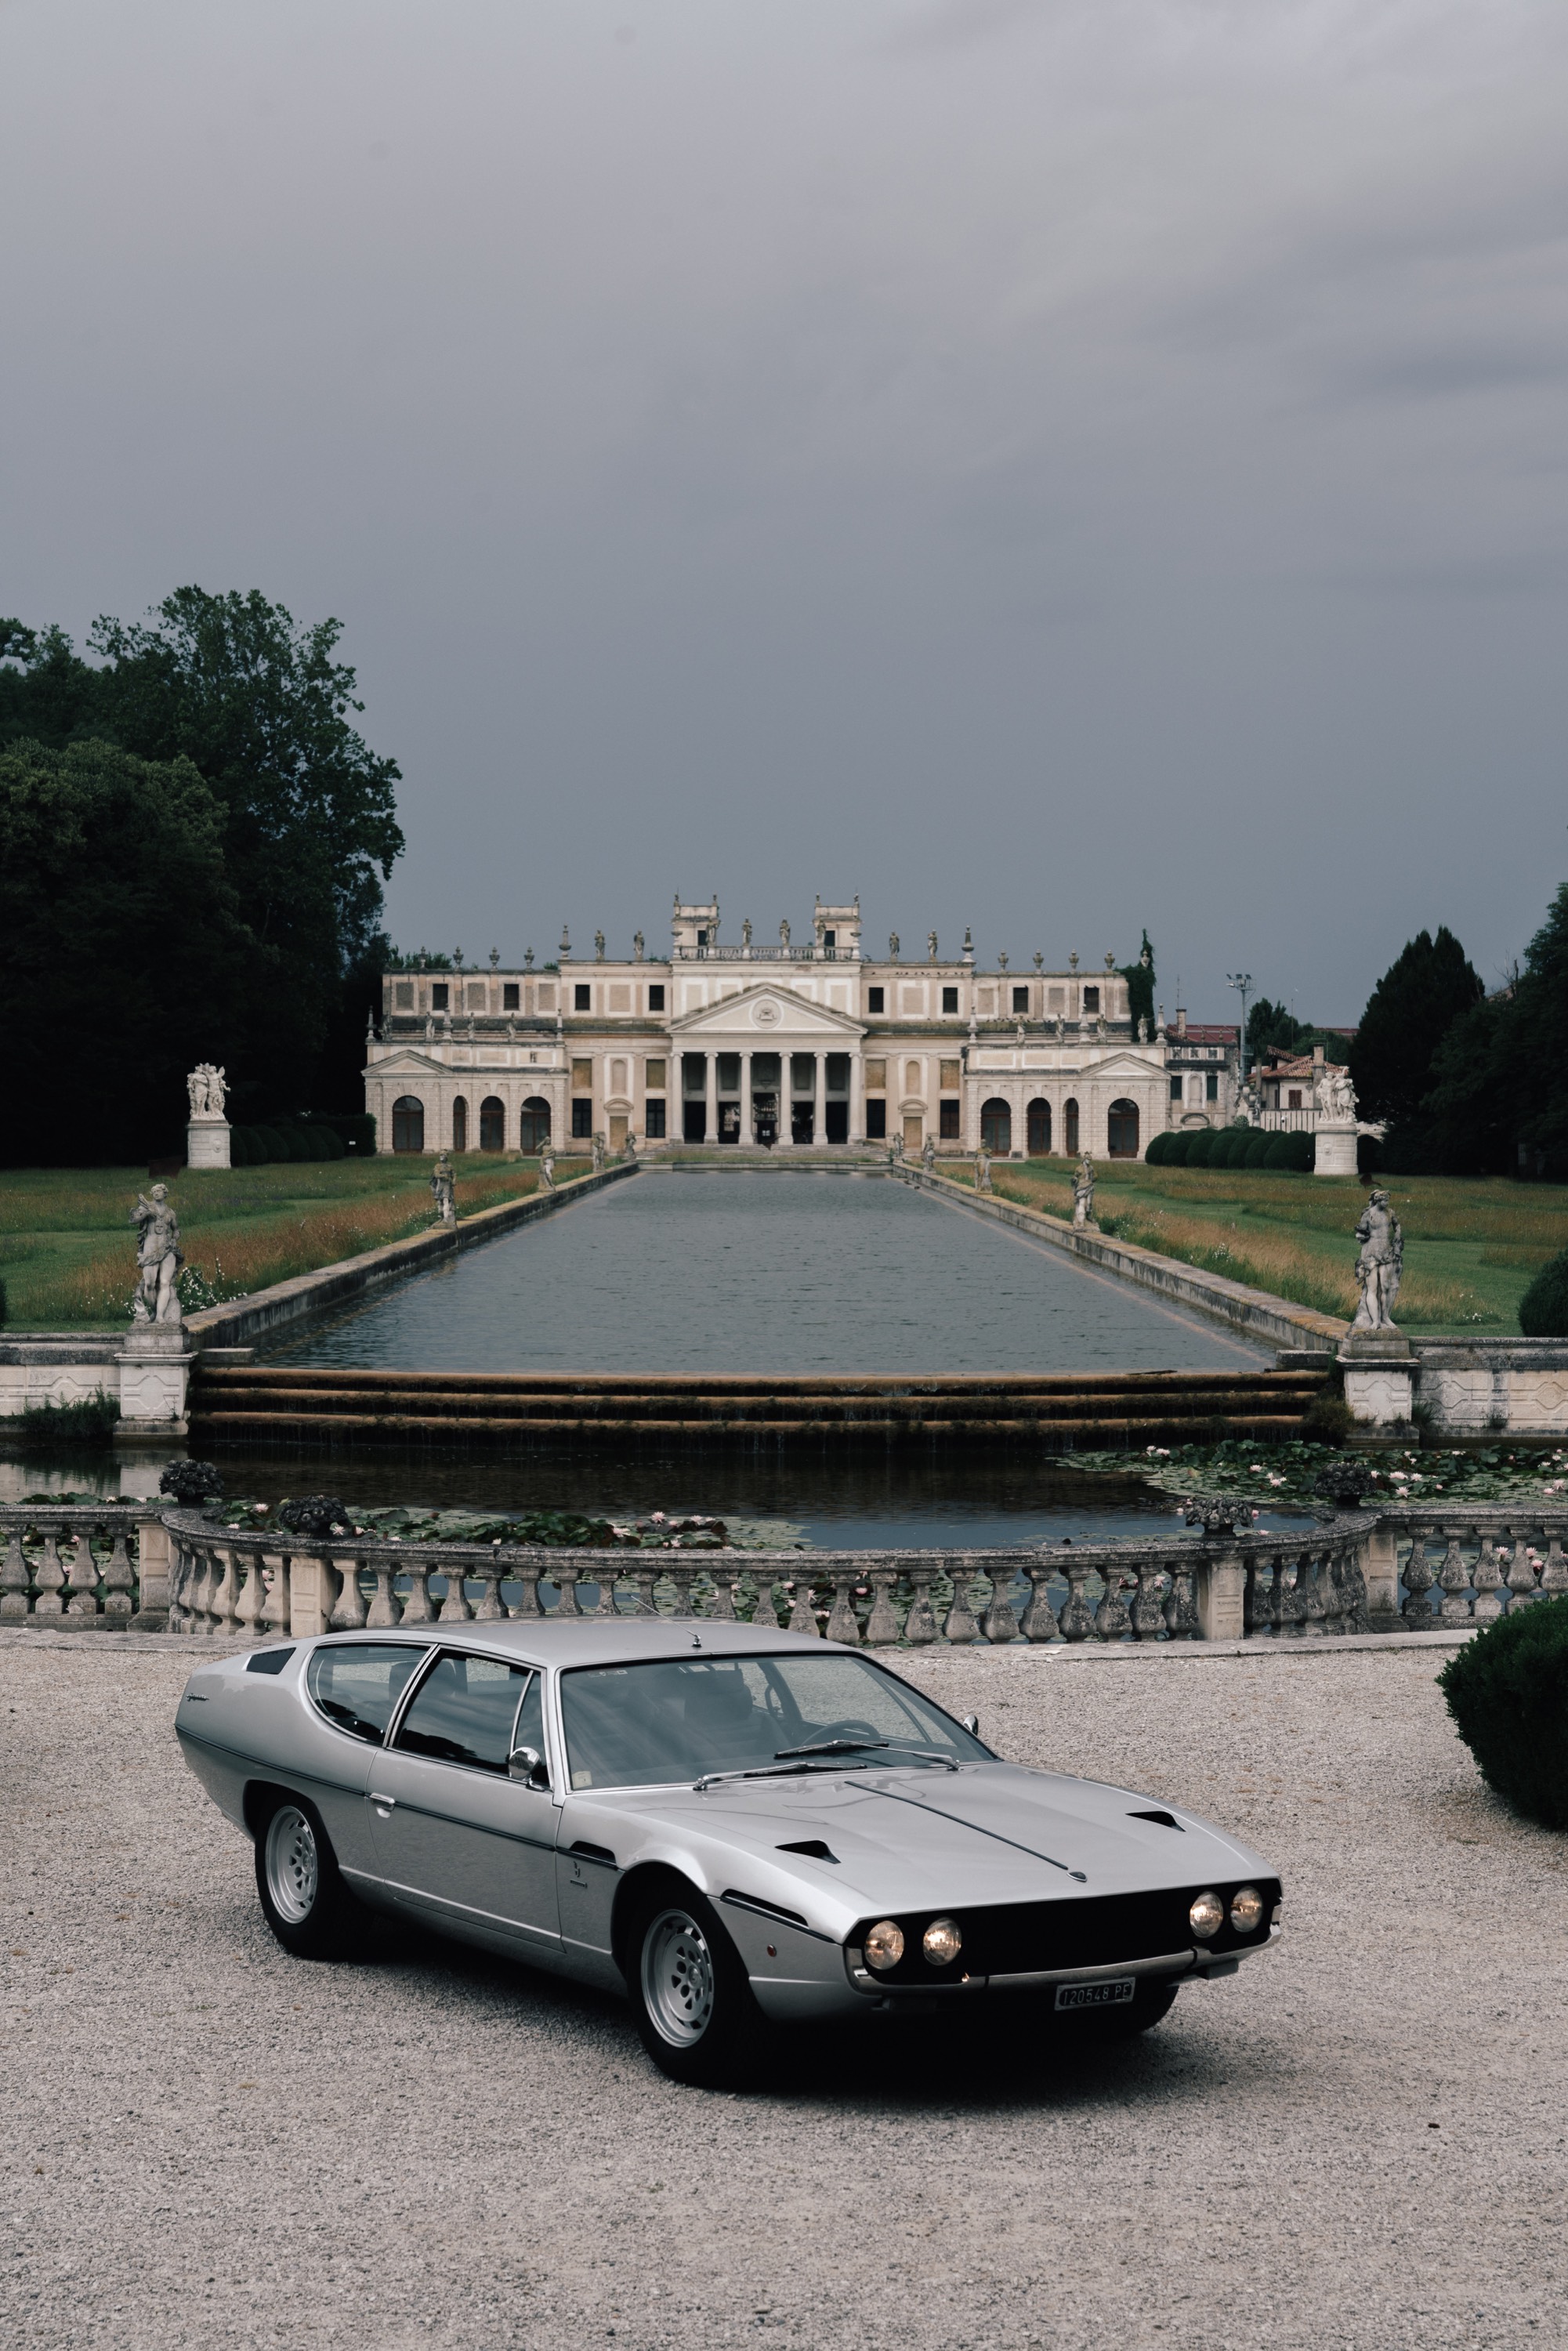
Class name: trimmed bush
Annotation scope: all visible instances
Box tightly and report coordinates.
[1185,1131,1217,1167]
[1243,1132,1273,1168]
[317,1112,376,1155]
[1212,1128,1251,1168]
[252,1125,288,1161]
[1145,1132,1170,1165]
[1438,1597,1568,1830]
[1262,1131,1314,1172]
[1519,1251,1568,1338]
[1162,1131,1193,1165]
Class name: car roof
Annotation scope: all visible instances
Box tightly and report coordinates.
[311,1619,845,1668]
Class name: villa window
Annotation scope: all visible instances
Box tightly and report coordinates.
[645,1099,666,1139]
[648,984,665,1012]
[571,1100,592,1139]
[1082,986,1099,1014]
[1012,986,1029,1014]
[431,984,449,1012]
[574,984,591,1011]
[1207,1072,1219,1102]
[940,1099,961,1139]
[866,1099,887,1139]
[392,1096,425,1153]
[868,987,885,1014]
[502,984,520,1010]
[1171,1075,1183,1102]
[942,987,958,1014]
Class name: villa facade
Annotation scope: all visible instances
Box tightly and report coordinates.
[364,897,1240,1161]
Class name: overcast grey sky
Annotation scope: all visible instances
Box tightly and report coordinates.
[4,1,1565,1020]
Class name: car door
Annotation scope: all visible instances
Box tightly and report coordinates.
[365,1650,561,1961]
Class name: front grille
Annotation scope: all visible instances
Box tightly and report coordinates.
[851,1880,1280,1984]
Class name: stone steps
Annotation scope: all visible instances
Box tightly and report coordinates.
[189,1365,1327,1447]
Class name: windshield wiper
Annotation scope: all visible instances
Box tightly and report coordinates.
[774,1738,960,1773]
[694,1757,878,1792]
[774,1738,887,1759]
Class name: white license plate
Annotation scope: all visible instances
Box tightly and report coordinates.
[1055,1977,1136,2012]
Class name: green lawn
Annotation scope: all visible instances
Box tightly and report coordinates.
[950,1159,1567,1335]
[0,1155,588,1330]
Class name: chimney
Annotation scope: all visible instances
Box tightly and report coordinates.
[1313,1045,1324,1067]
[1175,1006,1187,1038]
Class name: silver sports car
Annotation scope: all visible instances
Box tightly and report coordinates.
[176,1619,1282,2086]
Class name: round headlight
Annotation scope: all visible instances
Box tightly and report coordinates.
[1229,1886,1264,1933]
[1189,1889,1224,1940]
[864,1919,905,1972]
[922,1917,962,1967]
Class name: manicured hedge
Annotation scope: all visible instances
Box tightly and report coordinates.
[1519,1250,1568,1338]
[1184,1131,1216,1167]
[1439,1596,1568,1830]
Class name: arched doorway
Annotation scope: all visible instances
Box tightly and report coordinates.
[480,1096,505,1152]
[392,1096,425,1153]
[519,1097,551,1152]
[1063,1098,1080,1157]
[1107,1098,1140,1157]
[1027,1098,1052,1156]
[980,1098,1012,1154]
[451,1096,469,1153]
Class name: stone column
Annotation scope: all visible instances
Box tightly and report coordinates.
[741,1053,753,1147]
[1339,1334,1418,1440]
[809,1054,820,1148]
[849,1049,865,1146]
[1360,1522,1401,1630]
[704,1052,717,1148]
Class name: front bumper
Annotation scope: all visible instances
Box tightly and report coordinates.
[846,1922,1284,2001]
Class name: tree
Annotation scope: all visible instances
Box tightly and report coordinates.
[1350,927,1483,1130]
[0,740,257,1164]
[2,588,406,1117]
[1246,998,1306,1062]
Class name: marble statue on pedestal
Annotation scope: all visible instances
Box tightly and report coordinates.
[592,1132,606,1174]
[1318,1064,1356,1121]
[185,1063,233,1168]
[922,1134,936,1173]
[622,1130,638,1164]
[974,1147,993,1193]
[1350,1190,1403,1331]
[130,1186,183,1322]
[540,1147,556,1190]
[1072,1154,1097,1228]
[186,1063,227,1118]
[429,1152,456,1226]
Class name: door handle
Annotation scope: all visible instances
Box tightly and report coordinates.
[369,1793,397,1813]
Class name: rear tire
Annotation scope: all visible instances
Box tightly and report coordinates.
[627,1879,774,2088]
[253,1795,363,1959]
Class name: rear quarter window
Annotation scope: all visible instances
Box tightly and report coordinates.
[306,1644,425,1744]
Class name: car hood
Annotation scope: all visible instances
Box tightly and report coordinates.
[604,1761,1273,1921]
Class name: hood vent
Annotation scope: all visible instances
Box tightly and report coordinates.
[777,1838,839,1864]
[1128,1809,1182,1831]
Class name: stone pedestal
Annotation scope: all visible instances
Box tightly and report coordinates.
[186,1116,231,1168]
[1340,1330,1418,1440]
[114,1325,195,1440]
[1314,1121,1358,1176]
[1194,1553,1246,1641]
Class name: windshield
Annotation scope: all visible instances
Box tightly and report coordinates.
[559,1652,990,1791]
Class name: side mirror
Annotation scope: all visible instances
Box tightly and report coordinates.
[961,1715,980,1737]
[508,1745,551,1791]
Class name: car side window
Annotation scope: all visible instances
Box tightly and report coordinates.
[306,1644,425,1744]
[393,1653,534,1776]
[512,1671,546,1773]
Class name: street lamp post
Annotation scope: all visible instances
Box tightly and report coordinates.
[1227,973,1255,1089]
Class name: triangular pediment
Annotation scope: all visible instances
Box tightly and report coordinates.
[364,1048,455,1077]
[671,984,864,1039]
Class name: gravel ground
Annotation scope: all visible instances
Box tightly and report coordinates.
[2,1631,1564,2351]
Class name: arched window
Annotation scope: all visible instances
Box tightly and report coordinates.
[1063,1098,1080,1157]
[392,1096,425,1153]
[1027,1098,1052,1156]
[519,1096,551,1152]
[1107,1098,1140,1157]
[451,1096,469,1153]
[981,1098,1012,1154]
[480,1096,505,1152]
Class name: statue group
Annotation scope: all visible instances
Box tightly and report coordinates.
[186,1064,227,1120]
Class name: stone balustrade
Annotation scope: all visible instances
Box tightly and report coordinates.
[0,1504,171,1627]
[157,1509,1383,1647]
[7,1501,1563,1645]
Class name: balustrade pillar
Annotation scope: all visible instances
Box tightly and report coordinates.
[1437,1530,1472,1624]
[64,1524,99,1617]
[1194,1550,1246,1642]
[1057,1558,1095,1642]
[903,1570,937,1644]
[826,1570,860,1643]
[1019,1560,1059,1643]
[103,1529,135,1619]
[34,1530,64,1619]
[1129,1558,1166,1641]
[262,1554,292,1639]
[981,1559,1021,1644]
[1471,1535,1505,1622]
[943,1561,980,1643]
[749,1567,781,1631]
[2,1529,29,1621]
[330,1555,369,1632]
[864,1569,900,1646]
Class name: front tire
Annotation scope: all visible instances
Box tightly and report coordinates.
[254,1795,362,1959]
[628,1881,773,2088]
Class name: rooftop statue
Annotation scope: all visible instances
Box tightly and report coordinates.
[1350,1190,1403,1332]
[131,1185,183,1323]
